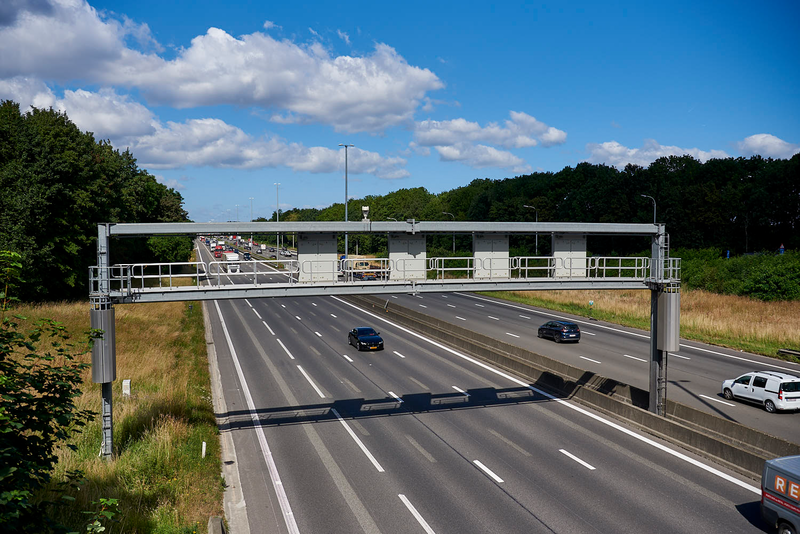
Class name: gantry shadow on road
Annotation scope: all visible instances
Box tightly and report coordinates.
[216,367,652,432]
[217,384,554,432]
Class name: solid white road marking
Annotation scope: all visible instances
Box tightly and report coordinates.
[580,356,601,364]
[342,354,354,363]
[452,386,469,397]
[331,296,760,495]
[331,408,384,472]
[213,301,299,534]
[455,316,466,321]
[473,460,504,483]
[398,494,436,534]
[700,394,736,407]
[393,351,406,359]
[388,391,403,403]
[623,354,646,362]
[297,365,325,398]
[262,321,275,336]
[277,339,295,360]
[559,449,596,470]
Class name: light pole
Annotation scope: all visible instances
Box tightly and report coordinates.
[274,183,280,249]
[339,143,354,256]
[640,194,657,224]
[442,211,455,253]
[523,204,538,255]
[249,197,254,243]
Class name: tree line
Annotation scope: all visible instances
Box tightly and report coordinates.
[271,153,799,258]
[0,101,191,302]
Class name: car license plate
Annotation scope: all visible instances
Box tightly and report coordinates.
[370,346,377,349]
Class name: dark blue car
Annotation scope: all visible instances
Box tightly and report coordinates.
[538,321,581,343]
[348,327,384,351]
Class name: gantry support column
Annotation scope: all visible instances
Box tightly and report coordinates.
[91,224,117,458]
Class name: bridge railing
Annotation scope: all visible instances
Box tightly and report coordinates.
[91,254,679,296]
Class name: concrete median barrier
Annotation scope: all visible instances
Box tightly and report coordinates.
[344,294,800,479]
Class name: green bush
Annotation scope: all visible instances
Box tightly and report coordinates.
[677,248,800,301]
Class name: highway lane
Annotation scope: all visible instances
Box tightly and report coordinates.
[205,283,767,533]
[385,291,800,444]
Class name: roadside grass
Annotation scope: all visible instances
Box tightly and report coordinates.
[485,289,800,362]
[14,299,223,533]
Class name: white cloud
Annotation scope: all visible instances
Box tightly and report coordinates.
[0,0,155,81]
[262,20,276,30]
[736,134,800,159]
[585,139,729,168]
[411,111,565,170]
[56,88,157,139]
[0,1,444,133]
[120,116,409,179]
[434,143,525,170]
[414,111,566,150]
[0,76,55,109]
[337,29,350,45]
[154,175,185,191]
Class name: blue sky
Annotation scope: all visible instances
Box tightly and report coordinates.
[1,0,798,222]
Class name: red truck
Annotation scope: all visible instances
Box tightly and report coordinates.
[214,244,223,258]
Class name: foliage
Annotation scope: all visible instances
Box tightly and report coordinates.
[0,100,191,302]
[679,248,800,301]
[0,251,96,532]
[75,498,120,534]
[271,154,799,261]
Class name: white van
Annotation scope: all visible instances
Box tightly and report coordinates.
[762,455,800,534]
[722,371,800,413]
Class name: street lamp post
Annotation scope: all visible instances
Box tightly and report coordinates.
[274,183,280,249]
[442,211,455,253]
[249,197,254,243]
[640,194,657,224]
[339,144,354,256]
[523,205,538,255]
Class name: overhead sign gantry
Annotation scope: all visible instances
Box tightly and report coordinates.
[89,220,680,458]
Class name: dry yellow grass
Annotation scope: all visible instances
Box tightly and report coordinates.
[497,289,800,358]
[11,299,222,533]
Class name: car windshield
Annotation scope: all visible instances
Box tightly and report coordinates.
[781,382,800,393]
[357,328,377,336]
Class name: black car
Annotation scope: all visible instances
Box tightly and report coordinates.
[348,327,384,351]
[538,321,581,343]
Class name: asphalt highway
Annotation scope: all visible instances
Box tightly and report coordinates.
[198,242,773,533]
[384,292,800,444]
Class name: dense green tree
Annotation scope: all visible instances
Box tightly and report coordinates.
[0,101,191,301]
